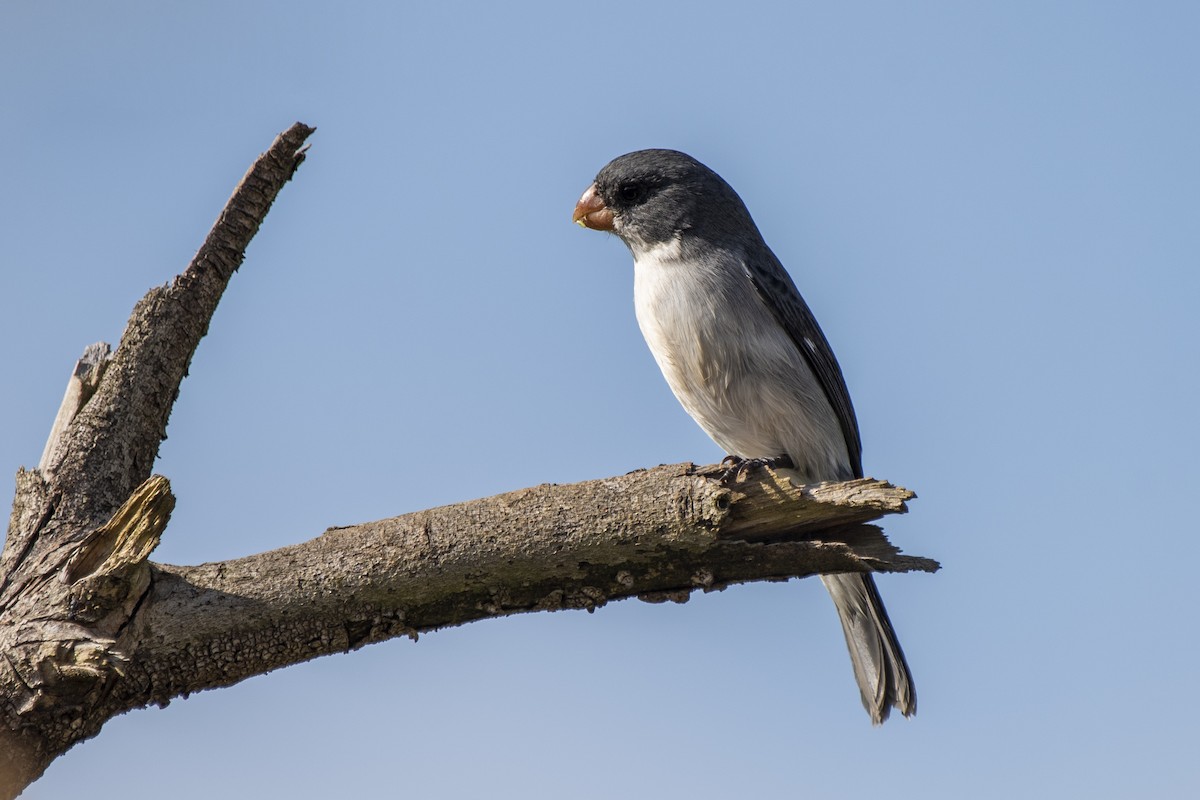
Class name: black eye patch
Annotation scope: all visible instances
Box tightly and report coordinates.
[617,182,646,204]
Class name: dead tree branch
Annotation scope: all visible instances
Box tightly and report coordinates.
[0,123,934,799]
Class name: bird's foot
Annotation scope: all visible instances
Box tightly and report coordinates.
[718,454,794,483]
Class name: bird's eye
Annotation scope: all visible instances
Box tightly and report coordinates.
[617,182,645,204]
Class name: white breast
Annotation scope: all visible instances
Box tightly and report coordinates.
[631,239,851,481]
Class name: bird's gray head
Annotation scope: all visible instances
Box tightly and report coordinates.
[573,149,759,254]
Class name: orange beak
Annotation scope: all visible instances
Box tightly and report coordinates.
[572,183,614,231]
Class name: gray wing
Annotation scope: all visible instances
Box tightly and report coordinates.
[743,245,864,478]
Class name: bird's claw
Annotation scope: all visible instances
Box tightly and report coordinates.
[718,454,794,483]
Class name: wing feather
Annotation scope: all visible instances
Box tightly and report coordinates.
[742,245,864,478]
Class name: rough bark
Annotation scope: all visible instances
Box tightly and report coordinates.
[0,123,935,798]
[1,122,315,797]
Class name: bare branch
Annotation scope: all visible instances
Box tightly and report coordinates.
[38,122,315,532]
[38,342,111,472]
[110,464,931,712]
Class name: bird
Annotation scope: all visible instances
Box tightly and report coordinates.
[573,148,915,723]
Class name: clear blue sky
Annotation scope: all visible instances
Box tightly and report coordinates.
[3,2,1198,797]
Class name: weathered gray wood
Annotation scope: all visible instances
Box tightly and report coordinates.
[38,342,111,473]
[0,123,935,799]
[115,465,930,711]
[1,123,315,798]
